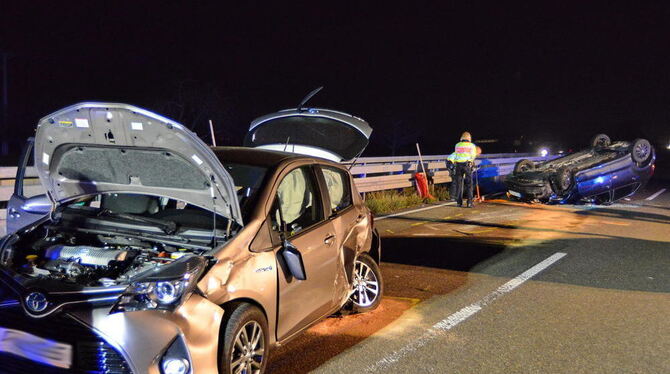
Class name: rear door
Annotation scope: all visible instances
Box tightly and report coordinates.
[6,138,49,234]
[272,165,341,340]
[317,165,362,302]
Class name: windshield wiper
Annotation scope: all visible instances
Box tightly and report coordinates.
[98,210,178,235]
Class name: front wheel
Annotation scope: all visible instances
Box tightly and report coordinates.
[347,254,383,314]
[552,167,574,195]
[513,159,535,175]
[219,303,269,374]
[591,133,611,148]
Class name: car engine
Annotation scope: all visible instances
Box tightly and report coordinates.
[1,228,203,287]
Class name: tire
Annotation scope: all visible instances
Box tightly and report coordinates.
[630,138,652,164]
[219,303,269,374]
[552,167,574,194]
[513,159,535,175]
[591,134,611,148]
[346,253,383,314]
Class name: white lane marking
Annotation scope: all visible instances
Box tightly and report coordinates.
[645,188,667,201]
[375,202,456,221]
[365,252,567,372]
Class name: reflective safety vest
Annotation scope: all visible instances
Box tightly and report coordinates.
[448,141,477,163]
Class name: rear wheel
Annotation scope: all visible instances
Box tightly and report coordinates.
[630,138,652,164]
[513,159,535,175]
[347,254,383,314]
[219,303,269,374]
[591,134,611,148]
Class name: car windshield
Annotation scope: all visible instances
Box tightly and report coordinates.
[222,163,268,220]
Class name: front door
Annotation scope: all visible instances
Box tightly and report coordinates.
[272,166,340,340]
[6,138,49,234]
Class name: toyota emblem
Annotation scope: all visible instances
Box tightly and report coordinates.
[25,292,48,313]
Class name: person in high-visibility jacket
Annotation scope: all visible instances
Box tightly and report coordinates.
[447,131,477,207]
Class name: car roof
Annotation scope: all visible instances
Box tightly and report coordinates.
[212,146,336,168]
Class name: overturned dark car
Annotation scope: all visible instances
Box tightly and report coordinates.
[505,134,655,204]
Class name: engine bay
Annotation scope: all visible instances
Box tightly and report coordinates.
[0,226,208,287]
[0,193,235,288]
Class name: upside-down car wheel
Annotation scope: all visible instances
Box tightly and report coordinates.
[553,167,574,195]
[630,138,652,165]
[591,134,611,149]
[513,159,535,175]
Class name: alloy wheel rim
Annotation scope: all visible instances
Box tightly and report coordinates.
[231,321,264,374]
[635,143,649,161]
[350,260,379,307]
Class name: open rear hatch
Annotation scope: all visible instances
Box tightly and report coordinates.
[34,102,242,226]
[244,108,372,162]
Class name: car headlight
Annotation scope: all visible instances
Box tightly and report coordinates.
[111,256,208,313]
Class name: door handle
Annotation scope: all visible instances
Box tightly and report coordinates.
[324,234,336,245]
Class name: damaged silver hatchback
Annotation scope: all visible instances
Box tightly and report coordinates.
[0,102,382,374]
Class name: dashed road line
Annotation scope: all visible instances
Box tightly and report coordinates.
[365,252,567,373]
[375,202,456,221]
[645,188,667,201]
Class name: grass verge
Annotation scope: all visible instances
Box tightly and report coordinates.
[365,184,451,215]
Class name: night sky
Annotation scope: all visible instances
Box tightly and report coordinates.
[2,2,670,161]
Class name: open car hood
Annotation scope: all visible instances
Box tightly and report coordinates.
[244,108,372,162]
[34,102,242,226]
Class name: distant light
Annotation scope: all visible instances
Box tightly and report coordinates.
[558,150,565,154]
[666,143,670,150]
[540,148,549,157]
[595,176,605,184]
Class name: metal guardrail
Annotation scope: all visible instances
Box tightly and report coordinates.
[0,153,556,219]
[344,153,555,193]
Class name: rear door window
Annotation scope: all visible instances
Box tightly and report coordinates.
[320,166,352,215]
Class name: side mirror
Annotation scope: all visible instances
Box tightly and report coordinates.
[21,194,52,214]
[280,239,307,280]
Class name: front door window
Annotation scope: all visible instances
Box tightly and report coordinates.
[273,166,323,236]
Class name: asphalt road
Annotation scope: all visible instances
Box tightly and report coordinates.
[271,179,670,373]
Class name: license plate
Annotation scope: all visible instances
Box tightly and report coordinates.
[0,326,72,369]
[509,190,522,198]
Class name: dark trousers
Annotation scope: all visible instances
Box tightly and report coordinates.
[454,162,473,205]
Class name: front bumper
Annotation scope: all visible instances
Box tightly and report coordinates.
[505,179,553,200]
[0,294,223,374]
